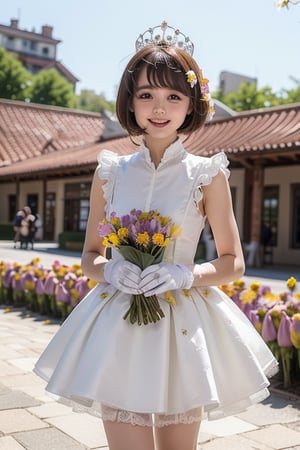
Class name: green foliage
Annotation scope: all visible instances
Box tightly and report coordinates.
[213,78,300,112]
[28,68,77,107]
[0,48,31,100]
[76,89,115,113]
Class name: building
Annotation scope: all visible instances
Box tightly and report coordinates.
[0,18,78,88]
[0,98,299,267]
[219,71,257,96]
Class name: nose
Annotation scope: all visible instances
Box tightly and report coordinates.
[153,101,166,116]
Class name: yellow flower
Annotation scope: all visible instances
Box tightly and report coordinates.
[136,232,149,248]
[170,224,182,238]
[287,276,297,292]
[182,289,192,298]
[139,212,151,221]
[152,233,165,246]
[250,281,260,291]
[24,280,35,291]
[291,313,300,349]
[70,289,80,301]
[240,289,257,304]
[88,279,98,289]
[111,216,121,227]
[233,279,245,290]
[263,292,281,302]
[108,232,120,246]
[31,257,40,265]
[165,290,176,305]
[118,227,129,239]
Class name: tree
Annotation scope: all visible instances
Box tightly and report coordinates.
[213,82,279,112]
[28,68,77,108]
[77,89,115,113]
[0,48,31,100]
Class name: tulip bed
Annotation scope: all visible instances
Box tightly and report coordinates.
[0,258,97,320]
[0,258,299,392]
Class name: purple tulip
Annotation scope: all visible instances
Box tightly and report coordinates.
[2,268,15,288]
[56,282,71,304]
[278,311,293,347]
[75,276,90,300]
[35,278,45,295]
[44,272,58,295]
[262,310,277,342]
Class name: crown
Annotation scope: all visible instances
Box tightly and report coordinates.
[135,21,194,56]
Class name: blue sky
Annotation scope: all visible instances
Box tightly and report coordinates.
[1,0,299,99]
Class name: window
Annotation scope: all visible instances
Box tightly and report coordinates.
[42,47,49,55]
[64,183,91,232]
[8,194,17,222]
[262,186,279,246]
[291,184,300,249]
[30,40,37,51]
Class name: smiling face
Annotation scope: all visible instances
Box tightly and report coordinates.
[132,66,192,148]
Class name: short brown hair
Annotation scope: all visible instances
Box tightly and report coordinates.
[116,46,209,136]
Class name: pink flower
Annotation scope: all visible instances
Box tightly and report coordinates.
[277,311,292,347]
[262,310,277,342]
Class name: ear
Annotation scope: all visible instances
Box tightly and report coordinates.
[187,101,193,115]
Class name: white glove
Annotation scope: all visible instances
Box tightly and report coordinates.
[139,263,194,297]
[104,259,142,294]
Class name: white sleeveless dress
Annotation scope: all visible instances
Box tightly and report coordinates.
[33,139,278,424]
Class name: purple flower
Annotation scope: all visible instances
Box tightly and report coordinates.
[35,278,45,295]
[56,282,71,304]
[44,271,58,295]
[98,222,116,237]
[75,276,90,300]
[262,310,277,342]
[2,268,15,288]
[277,311,292,347]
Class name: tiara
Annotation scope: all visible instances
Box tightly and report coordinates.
[135,21,194,56]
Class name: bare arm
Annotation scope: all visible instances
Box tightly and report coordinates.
[81,170,108,283]
[189,169,245,286]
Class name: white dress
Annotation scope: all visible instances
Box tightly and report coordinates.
[33,139,278,424]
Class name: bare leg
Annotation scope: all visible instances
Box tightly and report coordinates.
[154,421,201,450]
[103,420,155,450]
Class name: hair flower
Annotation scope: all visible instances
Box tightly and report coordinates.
[186,70,197,88]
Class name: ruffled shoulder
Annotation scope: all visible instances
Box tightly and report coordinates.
[193,152,230,204]
[96,149,120,210]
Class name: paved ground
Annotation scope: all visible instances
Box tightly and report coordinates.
[1,241,300,449]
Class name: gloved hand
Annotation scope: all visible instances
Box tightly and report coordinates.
[104,259,142,294]
[139,263,194,297]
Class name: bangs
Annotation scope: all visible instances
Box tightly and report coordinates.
[134,52,190,96]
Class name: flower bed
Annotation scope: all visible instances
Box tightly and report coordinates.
[0,258,97,319]
[0,258,299,390]
[219,277,300,391]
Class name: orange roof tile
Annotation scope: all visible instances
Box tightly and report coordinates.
[0,101,299,180]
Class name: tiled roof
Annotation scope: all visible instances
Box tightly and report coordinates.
[0,99,105,167]
[0,101,299,180]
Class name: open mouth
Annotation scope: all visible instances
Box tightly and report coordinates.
[148,119,170,127]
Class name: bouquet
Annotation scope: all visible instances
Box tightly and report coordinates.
[98,209,181,325]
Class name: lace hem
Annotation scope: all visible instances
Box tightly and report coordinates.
[101,405,203,427]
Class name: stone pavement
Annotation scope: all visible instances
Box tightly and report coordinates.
[0,241,300,449]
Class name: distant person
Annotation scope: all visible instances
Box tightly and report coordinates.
[13,206,31,247]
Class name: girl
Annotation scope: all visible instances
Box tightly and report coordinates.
[34,22,278,450]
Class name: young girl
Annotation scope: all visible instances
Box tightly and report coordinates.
[34,22,278,450]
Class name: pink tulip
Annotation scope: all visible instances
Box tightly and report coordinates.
[56,282,71,304]
[277,311,292,347]
[262,310,277,342]
[35,278,45,295]
[44,272,58,295]
[291,314,300,349]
